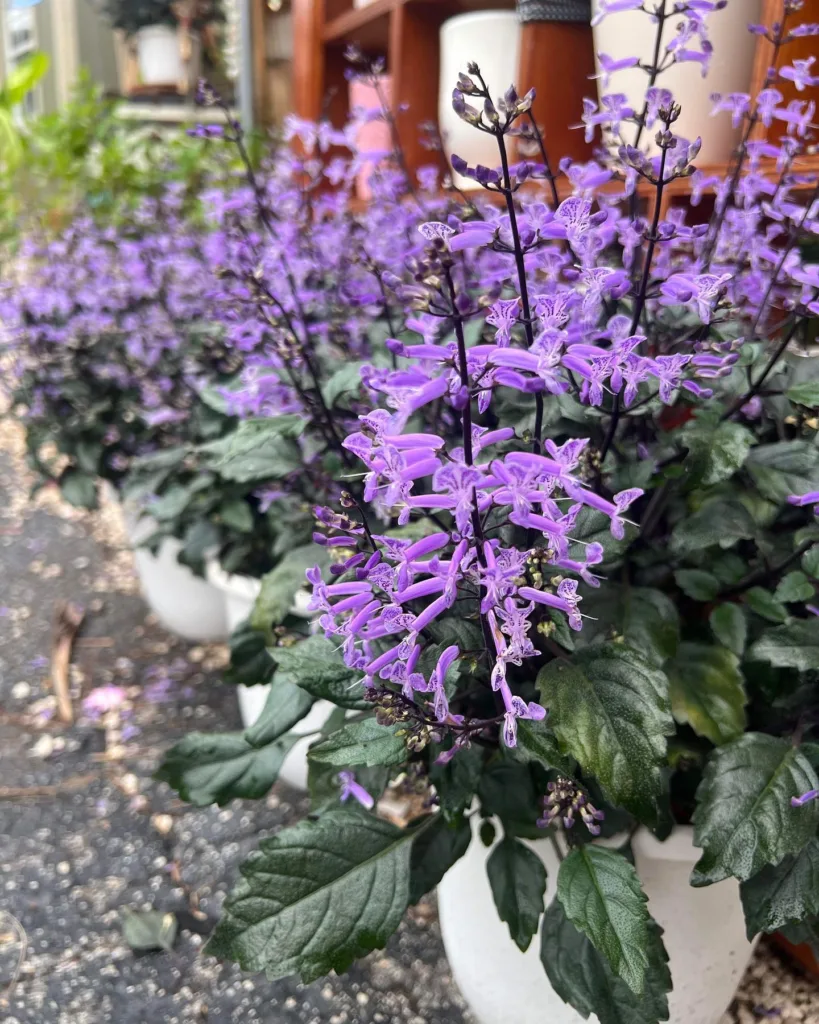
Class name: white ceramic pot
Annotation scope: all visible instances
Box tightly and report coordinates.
[136,25,184,86]
[439,11,522,191]
[438,821,756,1024]
[124,506,229,643]
[591,0,762,166]
[206,563,334,791]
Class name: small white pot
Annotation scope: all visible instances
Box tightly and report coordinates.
[591,0,762,166]
[206,563,334,791]
[438,821,756,1024]
[136,25,184,86]
[439,11,522,191]
[123,505,229,643]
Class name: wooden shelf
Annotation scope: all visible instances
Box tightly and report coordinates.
[291,0,819,202]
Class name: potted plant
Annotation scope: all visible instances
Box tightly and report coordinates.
[151,6,817,1019]
[101,0,183,85]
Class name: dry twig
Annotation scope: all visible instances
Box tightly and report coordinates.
[50,601,85,723]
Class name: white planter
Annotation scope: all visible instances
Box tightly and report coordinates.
[207,562,333,791]
[124,506,229,643]
[591,0,762,166]
[136,25,184,86]
[438,821,756,1024]
[439,11,522,191]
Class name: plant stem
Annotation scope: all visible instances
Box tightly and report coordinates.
[525,111,559,209]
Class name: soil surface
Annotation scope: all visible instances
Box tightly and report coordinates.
[0,415,818,1024]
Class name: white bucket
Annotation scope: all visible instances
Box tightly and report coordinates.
[438,819,756,1024]
[439,11,522,190]
[136,25,184,87]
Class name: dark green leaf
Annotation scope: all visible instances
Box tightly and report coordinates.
[154,732,296,806]
[692,734,819,885]
[121,909,177,952]
[273,634,368,709]
[59,467,97,508]
[581,587,679,667]
[486,837,547,951]
[775,571,815,604]
[322,361,366,407]
[671,500,756,555]
[540,900,671,1024]
[207,808,422,981]
[307,718,407,769]
[674,569,720,601]
[711,553,748,587]
[744,587,789,624]
[204,417,305,483]
[477,758,543,837]
[409,813,471,905]
[748,620,819,671]
[668,642,746,746]
[680,418,754,486]
[243,676,314,747]
[512,718,575,777]
[223,622,276,687]
[740,838,819,939]
[787,382,819,407]
[429,743,484,818]
[709,604,747,656]
[219,498,254,533]
[745,441,819,504]
[537,645,673,828]
[803,545,819,578]
[251,545,328,635]
[557,845,659,995]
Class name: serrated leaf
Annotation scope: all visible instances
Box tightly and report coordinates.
[477,758,543,837]
[709,604,747,656]
[671,500,756,555]
[540,899,671,1024]
[486,837,547,951]
[740,838,819,939]
[242,675,314,747]
[251,545,329,636]
[787,382,819,406]
[557,846,658,995]
[744,587,789,623]
[273,634,368,709]
[745,441,819,504]
[512,718,575,777]
[692,734,819,885]
[668,642,746,746]
[680,418,754,486]
[674,568,720,601]
[775,571,815,604]
[121,909,177,952]
[207,808,422,980]
[219,497,254,533]
[307,718,407,768]
[748,619,819,671]
[409,813,471,905]
[154,731,296,806]
[537,646,673,827]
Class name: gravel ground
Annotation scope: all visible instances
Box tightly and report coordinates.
[0,414,818,1024]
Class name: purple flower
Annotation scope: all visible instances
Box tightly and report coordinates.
[338,771,375,810]
[791,789,819,808]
